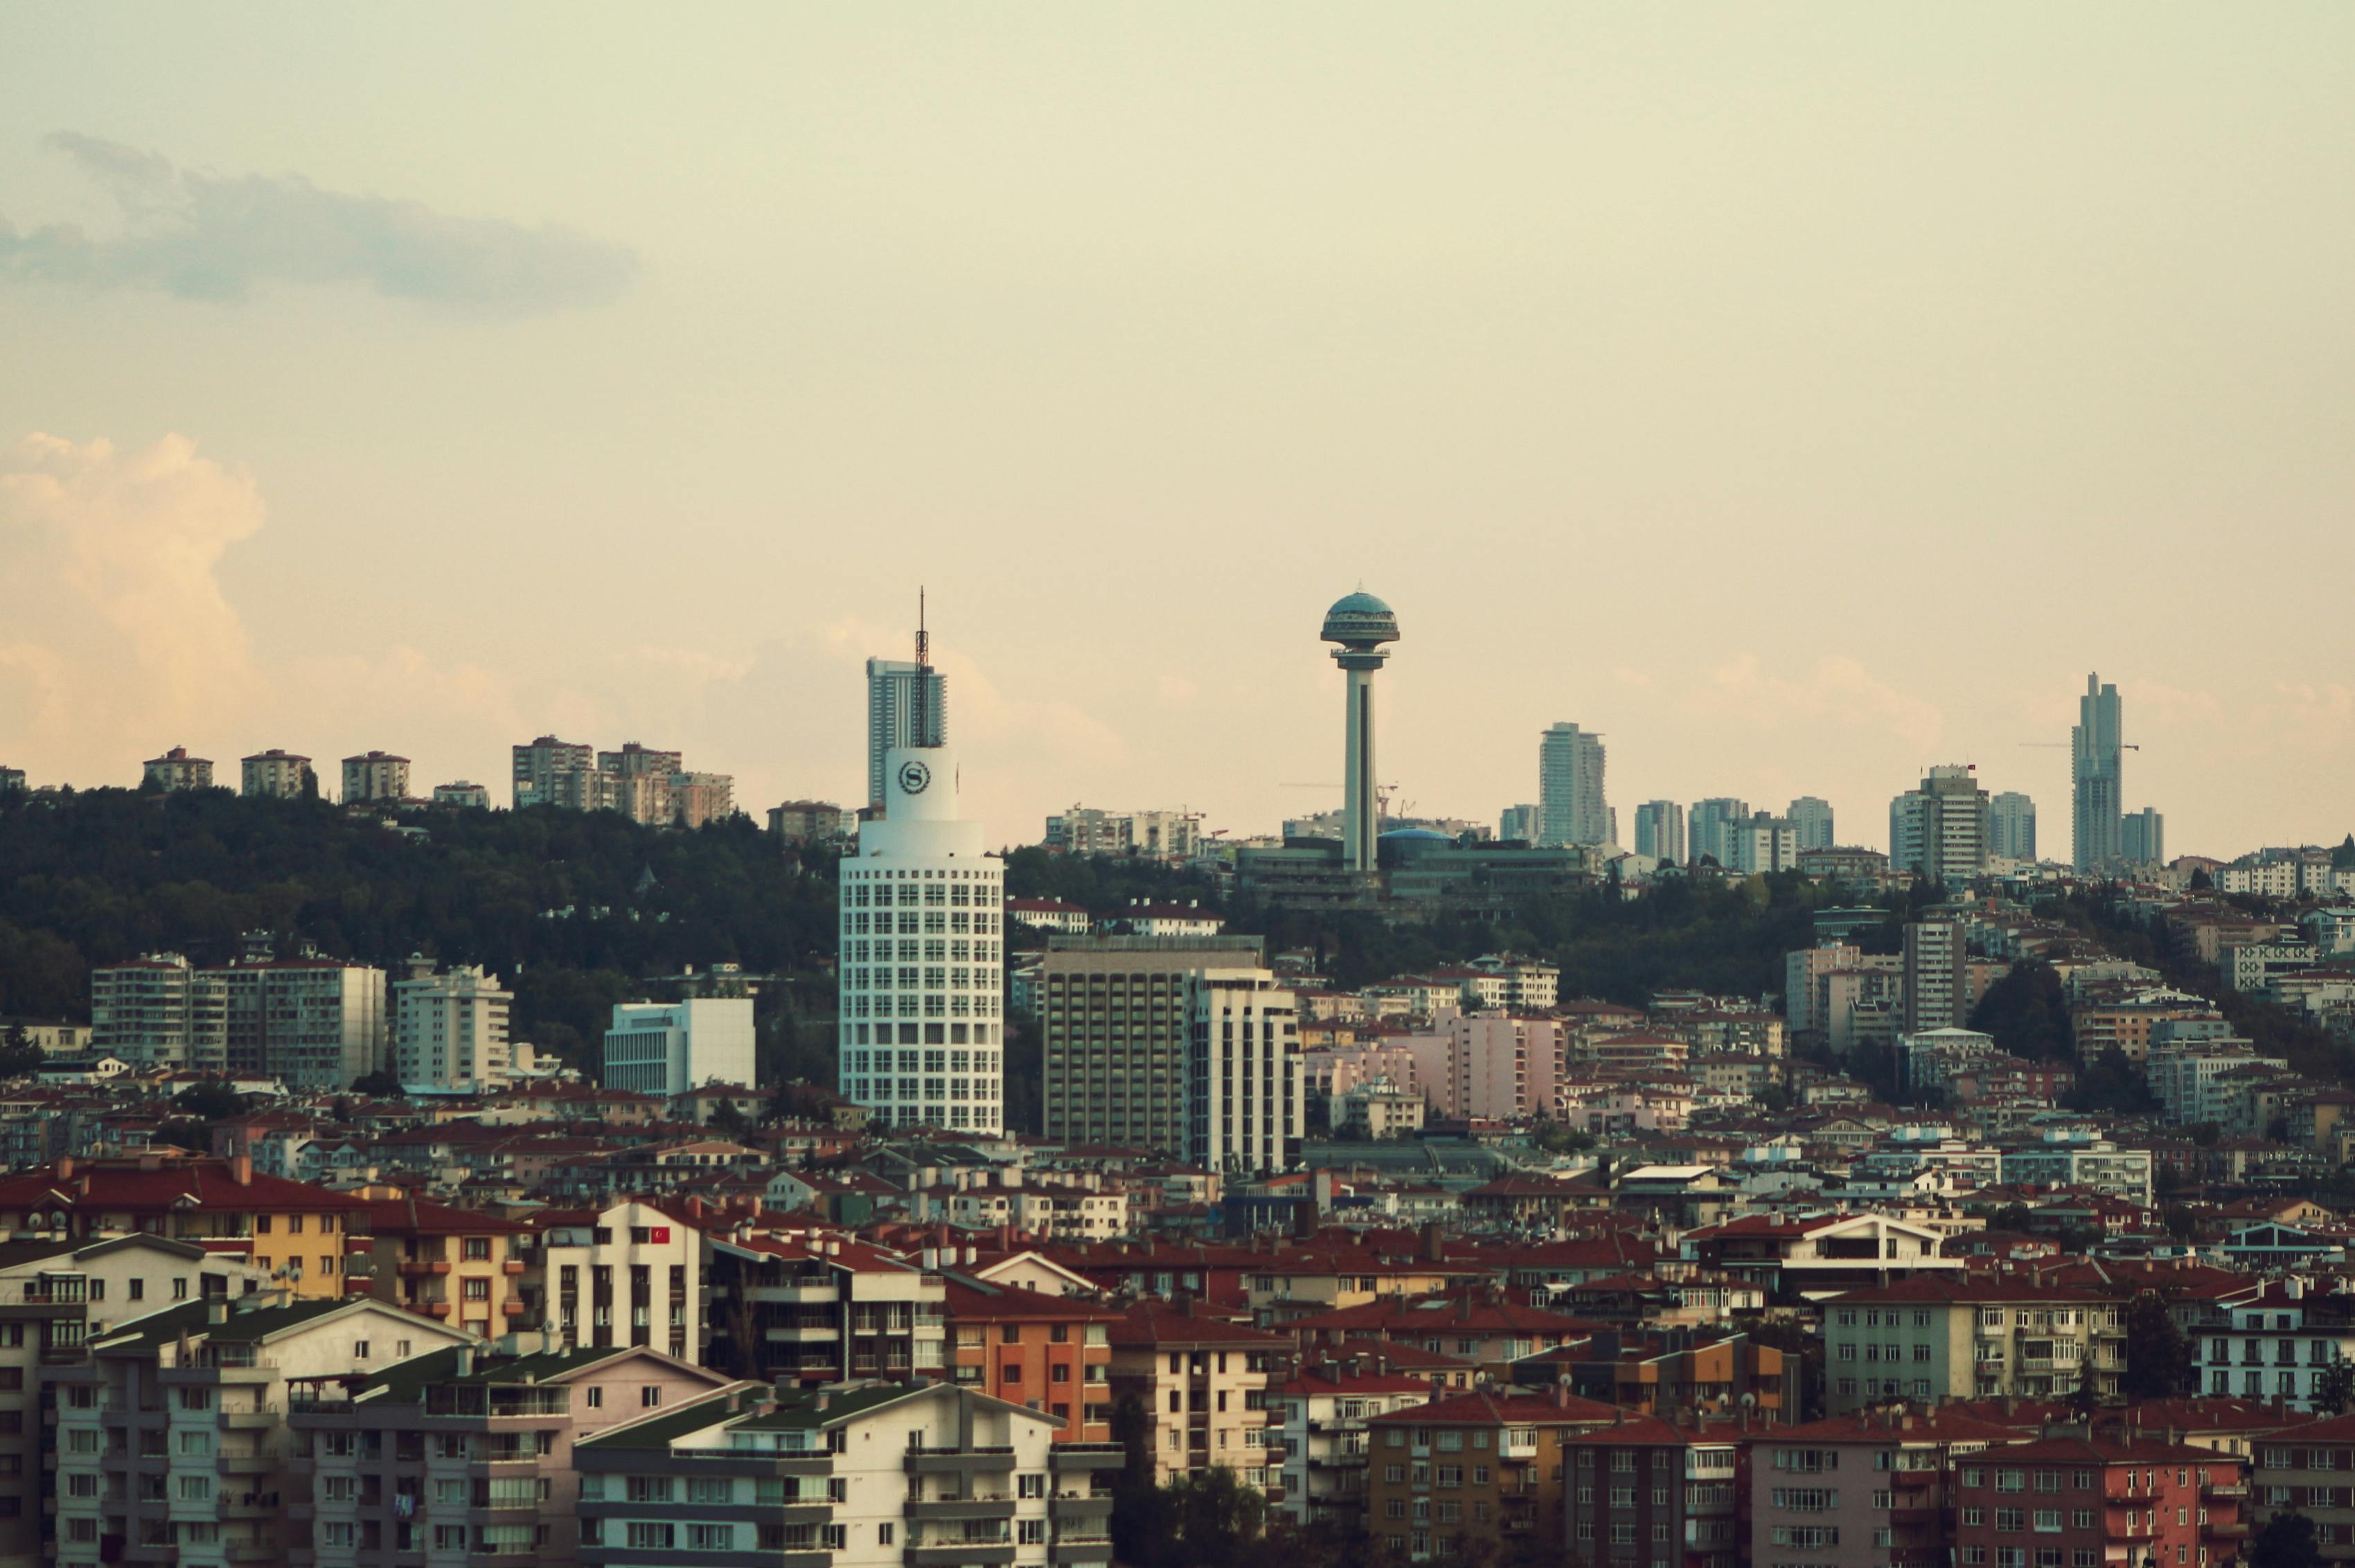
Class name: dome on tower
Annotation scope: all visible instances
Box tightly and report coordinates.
[1321,591,1400,648]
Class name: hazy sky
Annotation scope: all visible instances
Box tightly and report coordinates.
[3,6,2352,859]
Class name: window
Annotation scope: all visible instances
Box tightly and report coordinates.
[878,1524,896,1547]
[1020,1474,1047,1499]
[626,1524,675,1551]
[353,1340,370,1360]
[1019,1521,1047,1544]
[641,1387,661,1408]
[686,1524,733,1551]
[585,1387,603,1408]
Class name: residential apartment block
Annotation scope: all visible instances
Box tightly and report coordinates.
[240,749,312,799]
[141,747,213,791]
[1821,1278,2123,1414]
[1039,935,1268,1157]
[340,751,410,803]
[392,961,524,1093]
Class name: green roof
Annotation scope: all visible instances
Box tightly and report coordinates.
[576,1393,748,1450]
[94,1296,357,1353]
[731,1383,922,1430]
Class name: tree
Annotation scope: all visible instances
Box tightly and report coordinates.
[2251,1511,2323,1568]
[2189,867,2213,890]
[1968,962,2072,1061]
[174,1080,248,1122]
[350,1070,402,1098]
[709,1099,753,1143]
[2163,1204,2196,1242]
[2335,834,2355,872]
[2316,1358,2355,1418]
[2122,1291,2194,1400]
[0,1022,41,1078]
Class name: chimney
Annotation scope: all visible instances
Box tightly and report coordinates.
[55,1156,74,1182]
[231,1154,252,1186]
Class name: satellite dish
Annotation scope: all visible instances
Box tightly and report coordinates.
[1739,1393,1757,1410]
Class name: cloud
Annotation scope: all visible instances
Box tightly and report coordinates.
[0,431,265,769]
[1680,653,1945,752]
[0,133,637,312]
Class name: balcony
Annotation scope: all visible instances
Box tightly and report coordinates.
[1050,1539,1114,1564]
[907,1495,1017,1521]
[2205,1480,2248,1499]
[905,1445,1017,1476]
[1050,1493,1114,1521]
[501,1260,526,1276]
[398,1261,452,1278]
[1049,1443,1125,1472]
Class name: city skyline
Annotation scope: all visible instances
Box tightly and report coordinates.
[4,9,2354,857]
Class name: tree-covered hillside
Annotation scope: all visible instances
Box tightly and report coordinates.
[0,787,838,1072]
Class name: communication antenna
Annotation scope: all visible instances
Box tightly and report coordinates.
[912,589,932,745]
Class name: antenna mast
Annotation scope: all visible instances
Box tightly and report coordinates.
[912,589,932,745]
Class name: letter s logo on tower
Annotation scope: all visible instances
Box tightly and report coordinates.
[898,760,932,796]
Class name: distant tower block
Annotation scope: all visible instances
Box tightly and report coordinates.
[1320,591,1401,875]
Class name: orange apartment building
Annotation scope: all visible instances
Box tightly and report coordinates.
[1363,1386,1624,1561]
[0,1153,368,1297]
[943,1274,1121,1443]
[359,1192,534,1335]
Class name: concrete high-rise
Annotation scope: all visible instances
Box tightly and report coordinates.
[1988,792,2037,862]
[1499,803,1540,844]
[393,959,527,1092]
[1902,918,1968,1032]
[1187,968,1304,1175]
[837,738,1004,1134]
[1689,798,1750,866]
[1320,591,1400,874]
[513,735,596,810]
[1537,723,1610,847]
[1633,800,1685,863]
[1890,766,1989,887]
[2121,808,2165,866]
[341,750,410,803]
[866,601,947,810]
[2072,672,2124,871]
[1787,796,1836,850]
[240,749,312,799]
[603,997,754,1096]
[1040,934,1268,1155]
[1726,812,1799,874]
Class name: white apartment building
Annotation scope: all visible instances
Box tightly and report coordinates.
[432,781,490,808]
[394,960,528,1092]
[1538,722,1611,846]
[2190,1281,2355,1407]
[603,999,755,1097]
[1689,798,1750,866]
[1470,954,1558,1010]
[1186,968,1303,1175]
[2147,1040,2291,1125]
[1276,1364,1437,1531]
[0,1236,270,1568]
[1787,796,1836,850]
[220,953,387,1089]
[514,735,598,810]
[142,746,213,791]
[837,742,1005,1135]
[341,750,411,803]
[52,1297,475,1568]
[2217,862,2301,898]
[1727,812,1799,874]
[1784,943,1862,1034]
[1987,791,2037,862]
[240,749,312,799]
[2224,939,2318,994]
[537,1200,711,1362]
[1996,1136,2155,1206]
[1633,800,1685,863]
[1890,766,1987,886]
[572,1380,1094,1568]
[1901,919,1967,1033]
[91,954,227,1071]
[1045,805,1201,862]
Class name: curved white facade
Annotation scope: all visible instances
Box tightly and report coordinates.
[837,744,1004,1134]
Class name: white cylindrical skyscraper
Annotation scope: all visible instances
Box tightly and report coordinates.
[1320,592,1400,874]
[837,742,1004,1134]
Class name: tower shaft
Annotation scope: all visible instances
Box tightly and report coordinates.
[1344,666,1378,873]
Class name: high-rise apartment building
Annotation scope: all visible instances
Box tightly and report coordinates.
[1786,795,1836,850]
[340,749,410,803]
[1633,800,1685,862]
[513,734,597,810]
[1045,805,1201,862]
[1689,798,1750,866]
[90,953,226,1069]
[1987,790,2036,861]
[1039,934,1268,1155]
[217,947,389,1089]
[393,959,526,1092]
[94,943,386,1086]
[836,740,1004,1134]
[1187,967,1302,1175]
[1901,918,1968,1032]
[141,746,212,791]
[1726,812,1799,874]
[0,765,24,794]
[603,998,756,1096]
[1499,803,1540,844]
[1889,765,1988,887]
[2072,671,2124,871]
[240,749,312,799]
[596,740,682,820]
[2121,806,2165,866]
[1538,722,1610,846]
